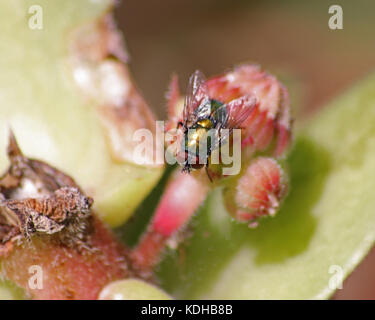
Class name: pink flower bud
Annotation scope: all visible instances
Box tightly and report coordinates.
[206,64,292,157]
[223,157,287,224]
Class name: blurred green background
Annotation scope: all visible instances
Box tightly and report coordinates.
[115,0,375,299]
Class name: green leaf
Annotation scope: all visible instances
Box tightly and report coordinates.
[0,280,26,300]
[157,72,375,299]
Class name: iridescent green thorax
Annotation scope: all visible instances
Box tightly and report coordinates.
[191,99,225,131]
[209,99,226,115]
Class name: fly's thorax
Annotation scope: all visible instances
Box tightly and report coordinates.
[197,118,213,128]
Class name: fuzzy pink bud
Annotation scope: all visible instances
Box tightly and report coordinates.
[224,157,287,224]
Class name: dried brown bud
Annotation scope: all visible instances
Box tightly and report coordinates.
[0,132,129,299]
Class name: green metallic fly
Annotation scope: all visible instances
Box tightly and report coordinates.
[178,70,257,180]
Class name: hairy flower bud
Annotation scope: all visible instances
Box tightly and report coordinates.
[206,64,292,158]
[223,157,287,225]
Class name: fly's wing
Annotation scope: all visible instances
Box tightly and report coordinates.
[201,103,228,153]
[210,94,257,150]
[194,97,212,120]
[225,94,257,129]
[184,70,210,124]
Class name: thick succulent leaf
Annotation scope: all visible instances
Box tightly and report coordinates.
[157,72,375,299]
[0,0,162,298]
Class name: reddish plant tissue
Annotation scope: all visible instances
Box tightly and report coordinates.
[2,217,128,300]
[131,170,209,276]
